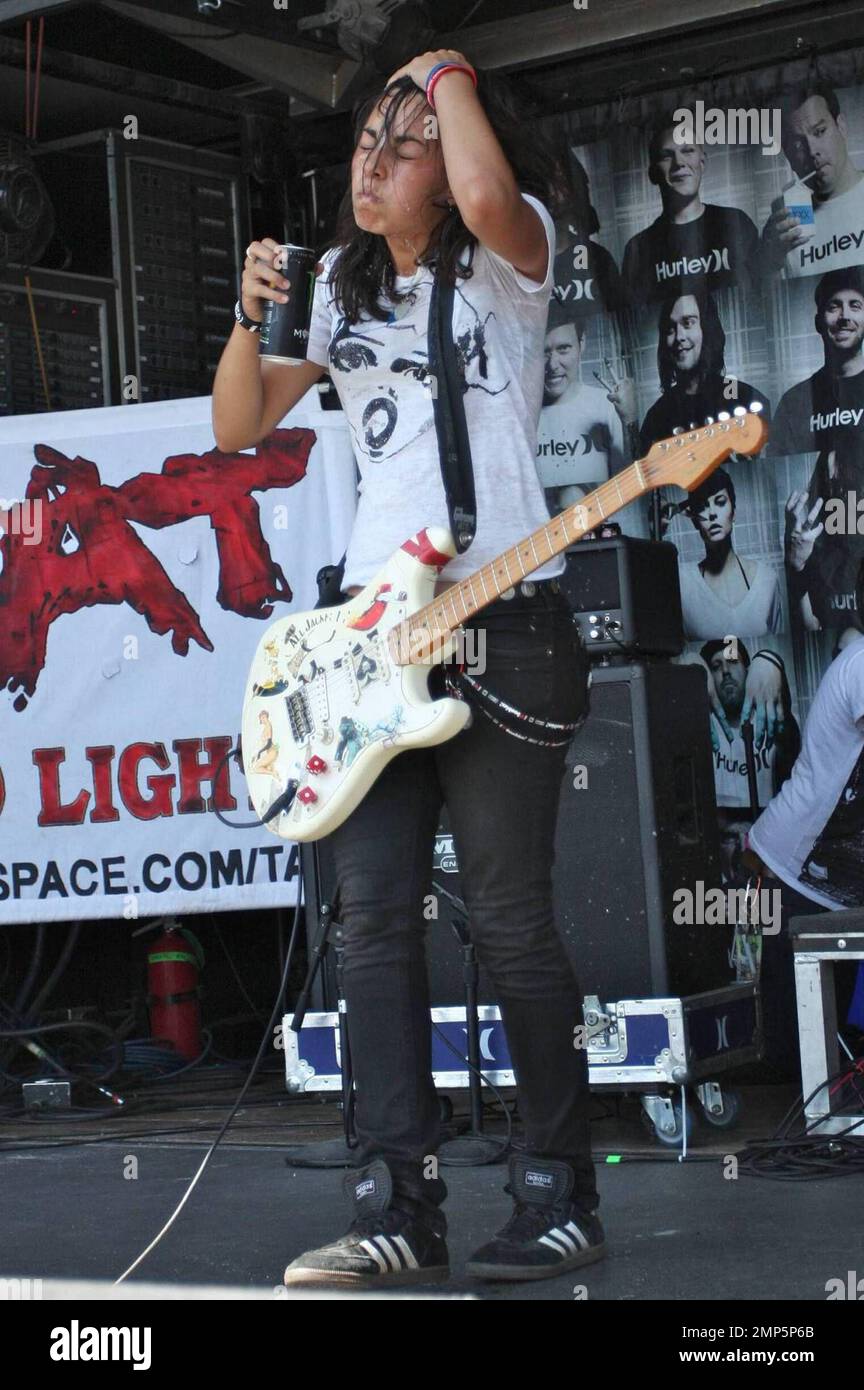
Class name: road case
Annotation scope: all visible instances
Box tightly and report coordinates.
[282,983,760,1144]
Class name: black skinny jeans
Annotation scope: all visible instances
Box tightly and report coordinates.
[323,582,600,1211]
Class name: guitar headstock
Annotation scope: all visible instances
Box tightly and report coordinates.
[643,406,768,494]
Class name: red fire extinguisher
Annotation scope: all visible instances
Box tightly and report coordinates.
[146,919,205,1060]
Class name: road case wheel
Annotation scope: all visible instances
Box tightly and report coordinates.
[699,1086,741,1129]
[641,1096,694,1148]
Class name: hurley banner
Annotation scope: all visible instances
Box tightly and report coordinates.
[535,65,864,904]
[0,393,358,925]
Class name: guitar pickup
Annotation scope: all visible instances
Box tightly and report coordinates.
[286,689,312,743]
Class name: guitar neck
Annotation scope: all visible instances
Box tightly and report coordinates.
[409,457,651,643]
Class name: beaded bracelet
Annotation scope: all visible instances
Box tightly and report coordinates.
[426,61,477,112]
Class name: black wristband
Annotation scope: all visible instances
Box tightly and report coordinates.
[752,649,783,672]
[234,298,263,333]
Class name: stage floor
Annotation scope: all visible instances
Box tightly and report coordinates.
[0,1076,858,1299]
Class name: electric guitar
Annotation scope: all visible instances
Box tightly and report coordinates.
[241,407,768,842]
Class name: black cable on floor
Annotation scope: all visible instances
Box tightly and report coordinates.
[733,1062,864,1179]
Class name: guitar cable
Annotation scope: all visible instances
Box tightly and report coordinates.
[208,738,298,830]
[112,855,304,1284]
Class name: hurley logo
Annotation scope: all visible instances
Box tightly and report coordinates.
[356,1178,377,1200]
[525,1170,554,1189]
[810,407,864,431]
[656,247,731,282]
[800,228,864,266]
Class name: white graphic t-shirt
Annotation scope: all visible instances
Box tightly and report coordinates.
[535,385,625,486]
[305,192,564,591]
[785,177,864,278]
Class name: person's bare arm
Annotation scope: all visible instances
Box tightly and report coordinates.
[212,237,325,452]
[384,51,548,284]
[212,331,325,452]
[433,69,548,283]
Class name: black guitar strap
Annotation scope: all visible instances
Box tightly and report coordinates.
[316,246,477,607]
[427,245,477,553]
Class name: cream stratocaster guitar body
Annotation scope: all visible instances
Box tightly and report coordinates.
[242,528,470,841]
[241,408,768,842]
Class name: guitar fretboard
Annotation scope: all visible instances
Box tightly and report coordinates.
[400,459,648,654]
[387,412,759,663]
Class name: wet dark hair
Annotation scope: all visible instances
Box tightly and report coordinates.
[686,466,736,518]
[657,288,726,393]
[700,637,751,669]
[322,71,566,323]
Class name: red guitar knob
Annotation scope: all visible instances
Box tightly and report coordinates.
[306,755,327,774]
[297,786,318,805]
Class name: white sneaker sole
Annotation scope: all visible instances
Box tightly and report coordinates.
[283,1263,451,1289]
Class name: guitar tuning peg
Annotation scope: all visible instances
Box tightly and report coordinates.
[749,400,764,413]
[704,416,715,426]
[717,411,730,421]
[672,426,684,435]
[688,421,698,430]
[733,405,746,416]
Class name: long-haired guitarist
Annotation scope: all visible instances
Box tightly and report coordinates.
[212,51,605,1287]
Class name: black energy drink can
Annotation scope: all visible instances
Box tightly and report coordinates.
[259,244,317,365]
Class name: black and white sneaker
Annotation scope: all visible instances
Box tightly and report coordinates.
[465,1154,606,1283]
[283,1159,450,1288]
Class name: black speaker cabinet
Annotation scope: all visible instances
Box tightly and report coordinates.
[300,808,496,1011]
[552,660,727,1001]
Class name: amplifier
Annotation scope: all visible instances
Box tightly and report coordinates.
[559,536,684,657]
[33,129,249,405]
[0,267,119,413]
[553,659,726,1000]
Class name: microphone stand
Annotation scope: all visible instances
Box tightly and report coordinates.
[282,843,358,1168]
[279,573,360,1166]
[434,881,507,1165]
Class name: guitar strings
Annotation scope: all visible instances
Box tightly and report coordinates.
[404,416,755,645]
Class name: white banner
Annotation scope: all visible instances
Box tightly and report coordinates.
[0,392,357,925]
